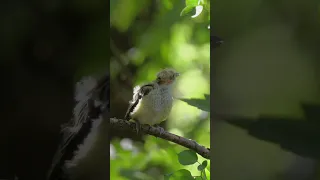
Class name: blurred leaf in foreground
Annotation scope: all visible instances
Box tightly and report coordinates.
[179,94,210,112]
[222,103,320,160]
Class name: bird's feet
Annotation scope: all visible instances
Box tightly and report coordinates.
[135,121,141,134]
[154,124,165,136]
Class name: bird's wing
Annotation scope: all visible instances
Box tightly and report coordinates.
[124,83,156,120]
[46,74,109,180]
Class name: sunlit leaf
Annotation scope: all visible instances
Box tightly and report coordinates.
[180,6,196,17]
[191,5,203,18]
[178,150,198,165]
[169,169,194,180]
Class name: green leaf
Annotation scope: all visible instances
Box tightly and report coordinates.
[194,177,203,180]
[197,164,204,171]
[180,5,204,18]
[186,0,199,6]
[197,160,208,172]
[169,169,194,180]
[202,160,208,168]
[179,94,210,112]
[191,5,203,18]
[180,6,196,17]
[178,150,198,165]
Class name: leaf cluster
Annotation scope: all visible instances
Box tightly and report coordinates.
[165,150,209,180]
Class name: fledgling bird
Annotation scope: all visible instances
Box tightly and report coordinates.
[124,68,179,134]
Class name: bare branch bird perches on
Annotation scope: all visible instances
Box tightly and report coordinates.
[110,118,210,159]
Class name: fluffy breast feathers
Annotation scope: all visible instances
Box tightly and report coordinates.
[124,82,173,125]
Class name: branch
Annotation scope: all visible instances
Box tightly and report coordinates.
[110,118,210,159]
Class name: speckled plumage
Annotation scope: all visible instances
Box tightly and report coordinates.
[125,68,179,126]
[131,83,173,125]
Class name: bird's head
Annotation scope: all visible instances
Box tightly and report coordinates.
[156,68,180,85]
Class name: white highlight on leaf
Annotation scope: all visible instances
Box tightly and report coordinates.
[191,5,203,18]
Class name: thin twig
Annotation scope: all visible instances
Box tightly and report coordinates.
[110,118,210,159]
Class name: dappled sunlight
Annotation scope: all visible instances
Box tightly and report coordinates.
[175,69,209,97]
[168,128,184,138]
[168,101,203,130]
[169,44,198,68]
[171,23,194,45]
[134,65,164,85]
[194,120,210,147]
[168,69,209,130]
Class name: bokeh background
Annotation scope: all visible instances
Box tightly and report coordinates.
[110,0,210,179]
[212,0,320,179]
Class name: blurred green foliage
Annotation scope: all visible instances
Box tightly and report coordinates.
[110,0,210,179]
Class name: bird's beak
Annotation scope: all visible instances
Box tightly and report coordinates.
[175,73,180,77]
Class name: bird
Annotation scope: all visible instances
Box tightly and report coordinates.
[124,68,179,135]
[46,73,109,180]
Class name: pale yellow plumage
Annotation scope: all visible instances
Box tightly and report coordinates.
[124,68,179,132]
[131,82,173,125]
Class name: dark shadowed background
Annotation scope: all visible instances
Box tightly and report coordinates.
[0,0,108,179]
